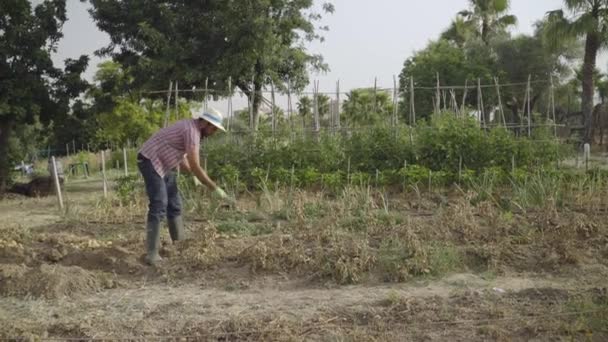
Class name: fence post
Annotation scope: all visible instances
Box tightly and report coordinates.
[336,80,341,130]
[227,76,233,131]
[461,80,468,117]
[435,73,441,115]
[494,77,507,127]
[392,75,398,127]
[101,150,108,198]
[123,147,128,176]
[204,77,209,111]
[51,156,64,210]
[584,143,591,171]
[164,81,173,128]
[175,80,179,120]
[271,80,276,136]
[550,75,558,138]
[410,77,416,125]
[527,75,532,137]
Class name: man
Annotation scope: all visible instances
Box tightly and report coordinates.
[137,107,232,265]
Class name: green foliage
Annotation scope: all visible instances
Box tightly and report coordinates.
[0,0,89,191]
[114,175,139,205]
[417,114,561,173]
[96,98,164,147]
[203,117,564,191]
[87,0,334,130]
[398,40,494,121]
[342,88,394,126]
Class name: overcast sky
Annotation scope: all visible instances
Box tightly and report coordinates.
[52,0,604,96]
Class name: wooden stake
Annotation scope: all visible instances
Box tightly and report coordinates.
[435,73,441,115]
[512,154,516,173]
[458,155,463,182]
[123,148,128,176]
[393,75,398,126]
[249,77,255,131]
[550,75,557,138]
[584,143,590,171]
[477,78,485,127]
[373,77,378,116]
[494,77,507,127]
[313,80,320,133]
[347,156,351,185]
[527,75,532,137]
[461,80,468,117]
[287,79,294,131]
[271,80,276,135]
[164,81,173,128]
[175,80,179,120]
[51,156,64,210]
[66,144,70,157]
[101,150,108,198]
[204,77,209,110]
[227,76,233,131]
[336,80,341,129]
[410,77,416,125]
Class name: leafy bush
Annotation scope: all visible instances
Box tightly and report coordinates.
[114,175,139,204]
[201,116,565,190]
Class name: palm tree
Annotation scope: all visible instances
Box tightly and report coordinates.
[454,0,517,45]
[441,16,475,47]
[297,96,313,129]
[546,0,608,144]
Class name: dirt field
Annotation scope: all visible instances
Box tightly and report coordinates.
[1,177,608,341]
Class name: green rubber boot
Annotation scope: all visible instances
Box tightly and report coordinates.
[144,221,162,265]
[168,216,186,242]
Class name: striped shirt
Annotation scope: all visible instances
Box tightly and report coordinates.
[139,119,200,177]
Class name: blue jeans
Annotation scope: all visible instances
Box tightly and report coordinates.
[137,154,182,226]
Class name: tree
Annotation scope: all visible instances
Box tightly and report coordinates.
[494,24,579,125]
[398,40,495,121]
[342,88,393,126]
[546,0,608,144]
[297,97,313,129]
[0,0,88,191]
[96,98,165,146]
[85,0,334,131]
[451,0,517,45]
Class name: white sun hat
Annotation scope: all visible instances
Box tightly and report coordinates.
[192,107,226,132]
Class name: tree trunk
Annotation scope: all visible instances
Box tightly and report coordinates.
[250,60,265,131]
[0,119,13,193]
[582,32,600,145]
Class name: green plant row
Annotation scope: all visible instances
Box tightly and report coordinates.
[204,115,571,189]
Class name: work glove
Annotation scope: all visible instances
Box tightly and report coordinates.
[213,187,235,204]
